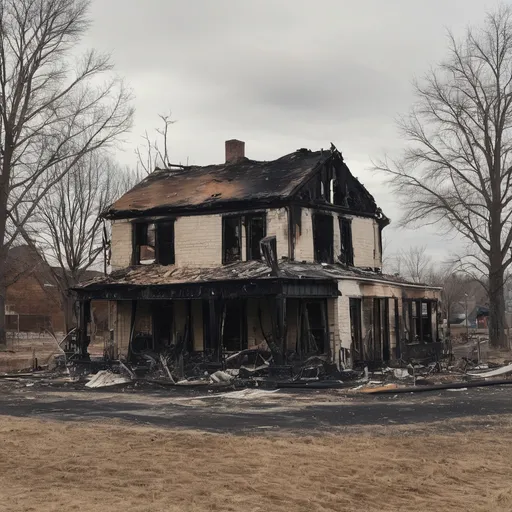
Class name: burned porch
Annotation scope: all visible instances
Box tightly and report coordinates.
[74,262,340,368]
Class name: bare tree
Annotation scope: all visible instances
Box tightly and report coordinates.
[429,269,470,338]
[387,245,433,283]
[30,152,134,330]
[135,112,176,174]
[374,5,512,347]
[0,0,133,345]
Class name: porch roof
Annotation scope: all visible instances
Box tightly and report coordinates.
[73,260,436,294]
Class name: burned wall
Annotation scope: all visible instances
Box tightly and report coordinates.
[336,279,441,361]
[292,208,381,268]
[111,220,132,270]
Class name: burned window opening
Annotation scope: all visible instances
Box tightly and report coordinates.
[133,221,175,266]
[223,213,267,264]
[349,298,363,358]
[133,222,155,265]
[403,299,436,343]
[298,300,328,355]
[246,214,266,261]
[152,302,173,351]
[156,222,175,265]
[338,217,354,266]
[313,213,333,264]
[222,216,242,264]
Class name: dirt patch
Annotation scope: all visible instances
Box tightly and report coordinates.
[0,416,511,512]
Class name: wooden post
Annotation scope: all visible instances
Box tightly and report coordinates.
[78,300,91,358]
[275,296,286,364]
[209,298,220,362]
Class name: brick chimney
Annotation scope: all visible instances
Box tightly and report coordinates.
[225,139,245,163]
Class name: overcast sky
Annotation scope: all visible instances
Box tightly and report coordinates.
[83,0,499,262]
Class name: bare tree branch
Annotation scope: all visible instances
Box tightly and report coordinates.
[373,5,512,347]
[0,0,133,344]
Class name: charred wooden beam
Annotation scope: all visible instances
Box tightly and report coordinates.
[77,300,91,358]
[260,236,280,276]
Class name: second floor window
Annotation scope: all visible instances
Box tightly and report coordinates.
[246,214,266,261]
[339,217,354,266]
[313,213,333,264]
[222,213,267,264]
[133,221,175,266]
[222,216,242,264]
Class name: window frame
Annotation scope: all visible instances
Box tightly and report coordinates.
[312,212,334,264]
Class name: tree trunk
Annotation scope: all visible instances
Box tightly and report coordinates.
[0,211,8,348]
[488,264,508,348]
[0,271,6,347]
[62,292,76,333]
[446,304,451,340]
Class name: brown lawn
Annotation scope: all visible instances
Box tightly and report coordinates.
[0,416,511,512]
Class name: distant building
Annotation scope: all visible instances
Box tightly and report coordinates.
[5,246,107,335]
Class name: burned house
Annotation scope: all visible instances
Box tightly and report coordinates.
[74,140,441,369]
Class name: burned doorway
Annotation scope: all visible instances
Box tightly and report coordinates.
[349,298,363,359]
[222,300,247,352]
[152,301,173,351]
[373,298,390,361]
[297,299,329,356]
[202,299,247,355]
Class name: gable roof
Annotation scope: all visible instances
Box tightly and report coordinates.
[105,145,383,220]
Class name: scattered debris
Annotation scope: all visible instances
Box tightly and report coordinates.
[85,370,131,389]
[467,363,512,379]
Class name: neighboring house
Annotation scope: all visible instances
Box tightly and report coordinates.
[75,141,440,365]
[5,245,65,333]
[5,245,107,335]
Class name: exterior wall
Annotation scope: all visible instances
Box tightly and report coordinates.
[294,208,314,262]
[111,219,132,270]
[337,279,363,351]
[266,208,289,260]
[351,217,379,268]
[110,208,290,271]
[175,215,222,267]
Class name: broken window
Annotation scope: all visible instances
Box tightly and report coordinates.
[403,299,435,343]
[156,222,175,265]
[313,213,333,263]
[133,222,156,265]
[222,216,242,264]
[246,214,266,260]
[349,298,363,358]
[338,217,354,266]
[222,213,266,264]
[133,221,175,266]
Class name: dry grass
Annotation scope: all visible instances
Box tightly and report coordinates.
[0,417,512,512]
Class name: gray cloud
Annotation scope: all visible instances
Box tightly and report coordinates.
[83,0,499,259]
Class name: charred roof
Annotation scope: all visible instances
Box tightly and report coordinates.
[104,145,383,220]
